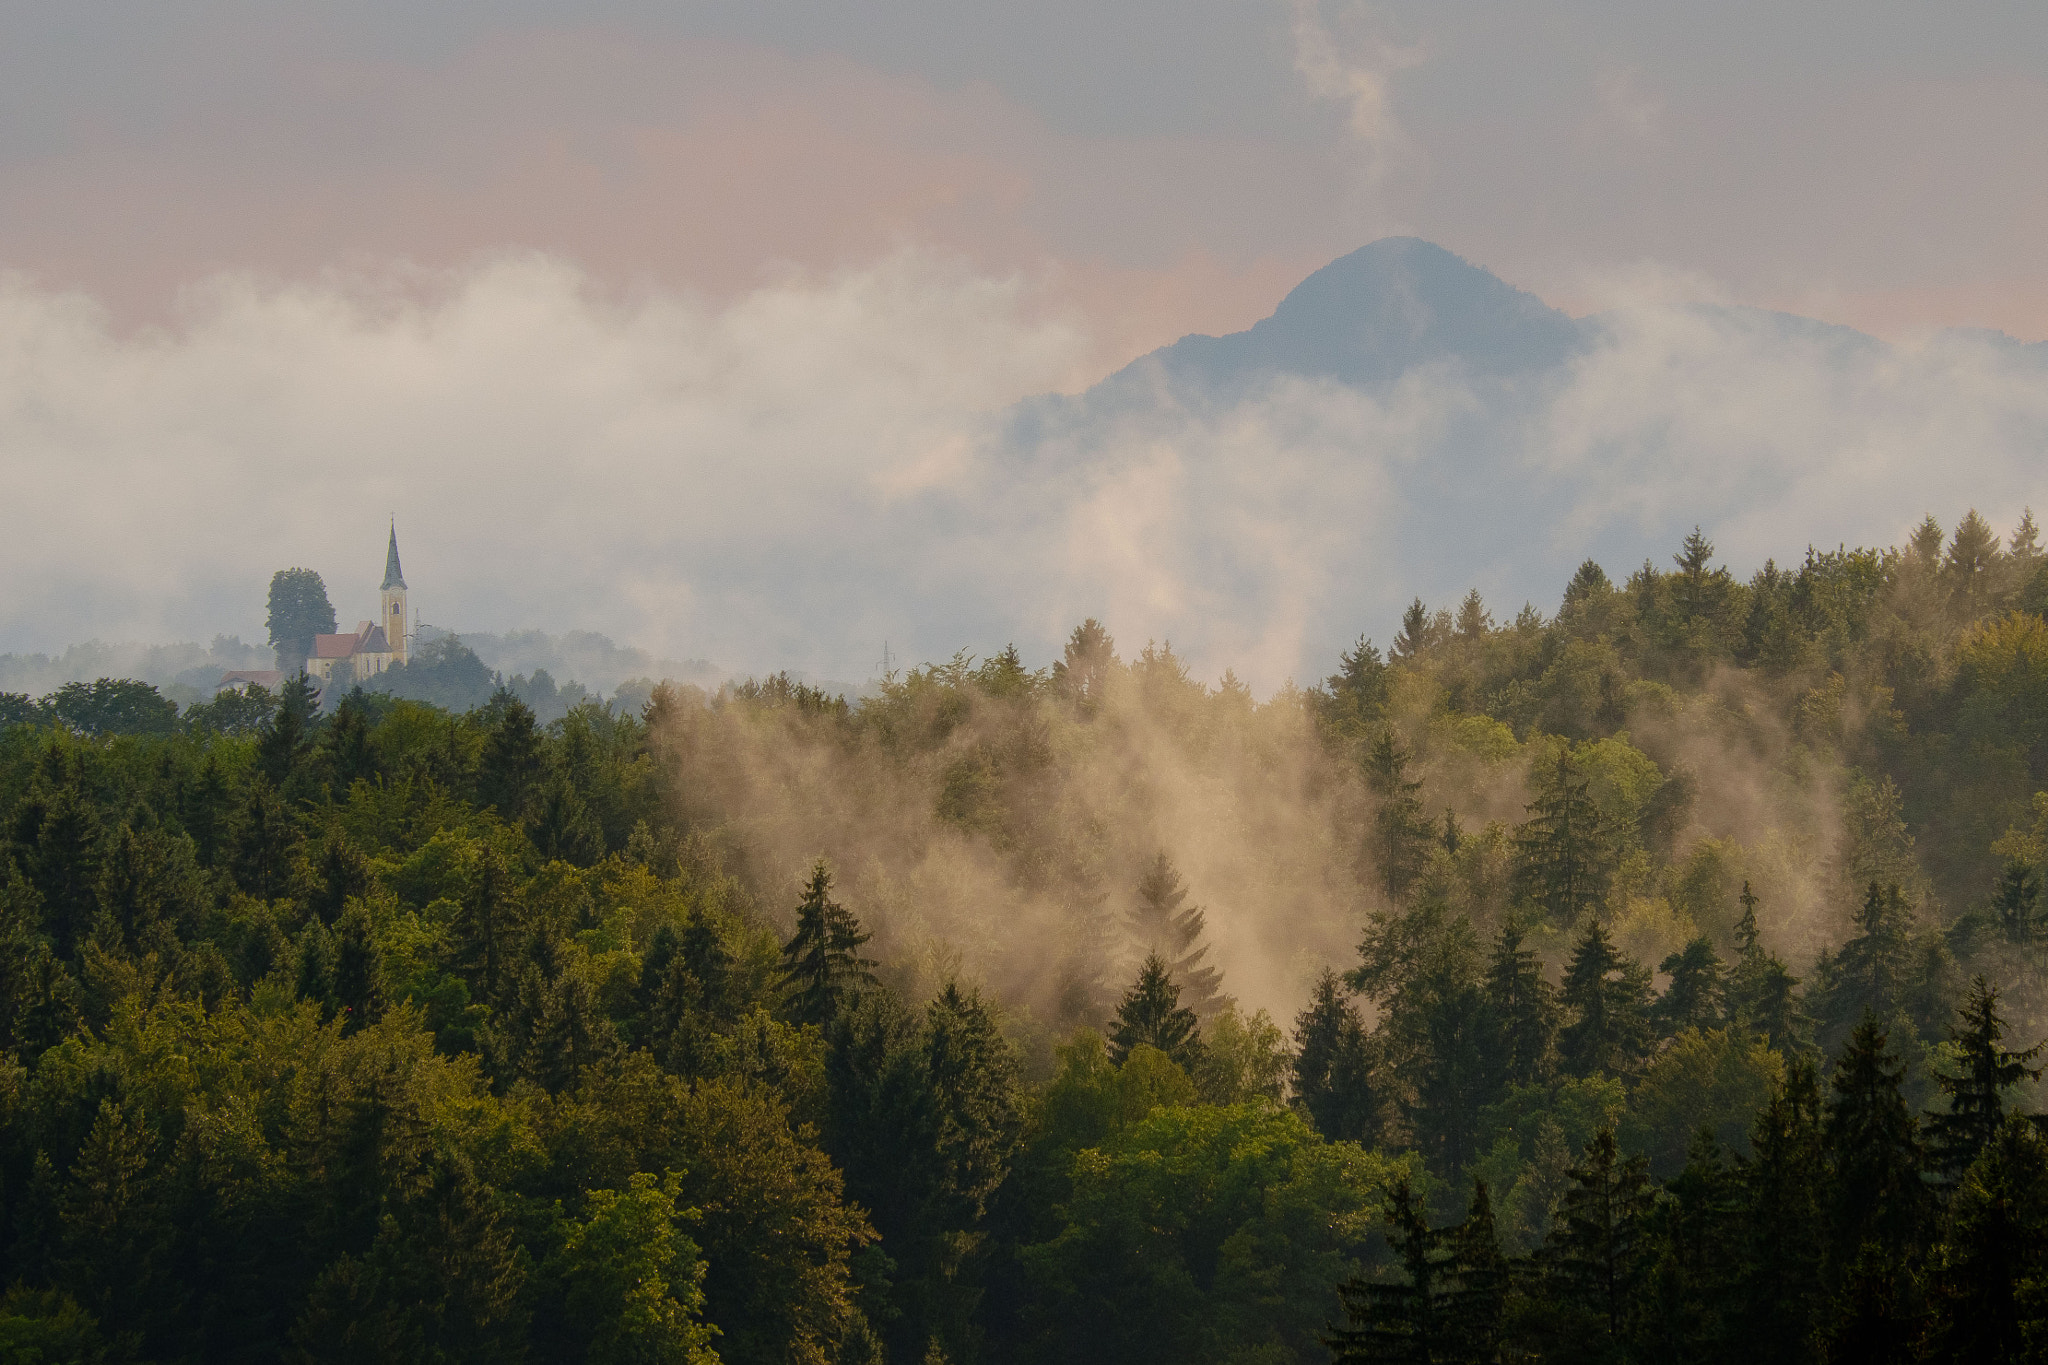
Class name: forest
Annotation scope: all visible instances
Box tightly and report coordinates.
[0,511,2046,1363]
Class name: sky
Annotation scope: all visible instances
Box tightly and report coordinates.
[2,1,2045,685]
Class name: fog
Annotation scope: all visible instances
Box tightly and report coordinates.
[1,248,2044,698]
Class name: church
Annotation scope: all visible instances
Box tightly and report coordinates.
[303,525,412,689]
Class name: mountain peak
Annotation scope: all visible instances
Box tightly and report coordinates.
[1095,237,1584,403]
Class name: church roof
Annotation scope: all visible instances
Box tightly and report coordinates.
[311,633,361,659]
[382,524,406,591]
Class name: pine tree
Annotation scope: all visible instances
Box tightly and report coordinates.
[1822,1015,1931,1361]
[1291,968,1380,1143]
[1923,977,2044,1182]
[1125,853,1223,1017]
[1652,936,1727,1038]
[1325,637,1391,729]
[1988,858,2041,943]
[779,863,876,1028]
[1557,920,1652,1078]
[451,845,519,1004]
[1813,882,1915,1056]
[1514,753,1613,928]
[1410,960,1494,1177]
[331,900,386,1035]
[1918,1116,2048,1363]
[1483,914,1557,1088]
[1364,731,1430,903]
[477,691,543,819]
[1535,1131,1654,1356]
[1051,619,1115,711]
[1393,598,1434,660]
[255,673,318,787]
[1107,955,1201,1071]
[1454,589,1493,641]
[1634,1132,1744,1365]
[1327,1181,1445,1364]
[1728,881,1806,1053]
[1440,1181,1508,1364]
[1942,508,2003,613]
[1734,1061,1827,1365]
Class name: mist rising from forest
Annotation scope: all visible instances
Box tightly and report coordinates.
[647,510,2045,1034]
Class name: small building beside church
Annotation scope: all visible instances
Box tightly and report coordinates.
[303,526,412,689]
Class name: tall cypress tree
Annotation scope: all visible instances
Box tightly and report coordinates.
[1107,954,1202,1072]
[1557,921,1652,1079]
[1923,977,2044,1182]
[1364,730,1430,903]
[1125,853,1224,1017]
[1483,914,1557,1089]
[1514,752,1613,928]
[1291,969,1380,1143]
[780,862,876,1028]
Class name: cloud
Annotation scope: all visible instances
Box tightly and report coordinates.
[1284,0,1426,189]
[2,250,2045,699]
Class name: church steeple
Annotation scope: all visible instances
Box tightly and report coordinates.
[380,521,409,666]
[382,522,407,591]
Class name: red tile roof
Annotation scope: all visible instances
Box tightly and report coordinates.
[311,634,361,658]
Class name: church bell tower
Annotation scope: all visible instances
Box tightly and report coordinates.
[381,522,409,665]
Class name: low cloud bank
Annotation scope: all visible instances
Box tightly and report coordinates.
[1,251,2044,693]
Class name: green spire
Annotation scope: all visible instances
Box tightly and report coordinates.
[381,521,406,590]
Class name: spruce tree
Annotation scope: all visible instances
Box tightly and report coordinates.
[1410,961,1494,1177]
[1814,882,1914,1056]
[1923,977,2044,1182]
[255,673,318,788]
[1440,1181,1508,1363]
[477,690,543,819]
[1327,1181,1444,1365]
[451,845,519,1004]
[1988,858,2041,943]
[1557,920,1652,1078]
[1107,954,1201,1071]
[1536,1131,1654,1356]
[1364,730,1430,903]
[1484,914,1557,1089]
[1918,1116,2048,1363]
[1126,853,1223,1017]
[1822,1014,1931,1362]
[1634,1131,1743,1364]
[331,900,385,1034]
[1735,1060,1827,1365]
[1728,880,1806,1053]
[780,862,876,1028]
[1514,752,1613,928]
[1652,935,1727,1038]
[1291,968,1380,1143]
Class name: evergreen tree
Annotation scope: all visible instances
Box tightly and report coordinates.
[1652,936,1727,1038]
[1923,977,2044,1182]
[1826,1014,1930,1259]
[1484,914,1557,1088]
[780,862,876,1028]
[1409,959,1494,1177]
[1455,589,1493,641]
[1813,882,1916,1056]
[1327,1181,1445,1365]
[1392,598,1434,660]
[332,900,386,1034]
[1734,1061,1827,1365]
[451,845,520,1004]
[1987,858,2041,943]
[1325,637,1391,729]
[1440,1181,1508,1364]
[1051,619,1115,711]
[477,691,542,819]
[320,690,380,793]
[23,781,103,956]
[1557,921,1652,1078]
[1126,853,1223,1017]
[1634,1132,1743,1365]
[1530,1131,1654,1361]
[255,673,319,787]
[1514,753,1613,928]
[1364,731,1430,903]
[1107,954,1201,1071]
[1728,881,1806,1052]
[1942,508,2003,614]
[1290,969,1380,1143]
[1822,1015,1931,1362]
[1918,1116,2048,1364]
